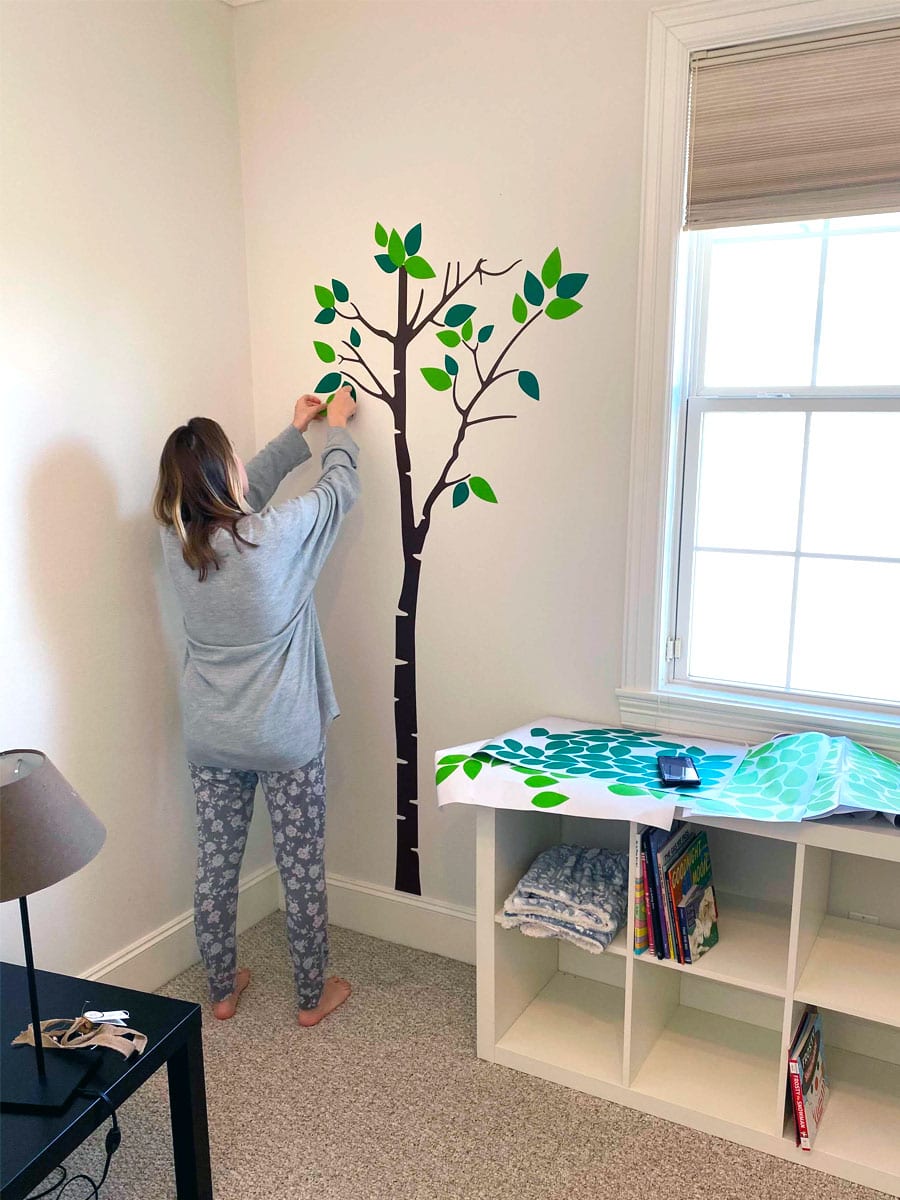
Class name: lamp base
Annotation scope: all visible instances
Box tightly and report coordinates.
[0,1046,97,1113]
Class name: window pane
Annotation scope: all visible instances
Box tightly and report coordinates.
[703,238,821,388]
[827,212,900,232]
[802,412,900,558]
[816,232,900,386]
[696,411,805,551]
[791,559,900,703]
[688,551,794,688]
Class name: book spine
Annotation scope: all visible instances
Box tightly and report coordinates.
[668,870,685,963]
[789,1060,810,1150]
[633,829,648,955]
[677,902,692,965]
[641,854,657,956]
[643,844,664,959]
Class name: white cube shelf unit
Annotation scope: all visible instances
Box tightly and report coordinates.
[476,807,900,1196]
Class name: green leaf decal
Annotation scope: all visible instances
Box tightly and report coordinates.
[315,372,342,393]
[608,784,649,796]
[477,324,494,343]
[556,272,588,299]
[315,284,335,309]
[438,754,468,765]
[518,370,540,400]
[512,293,528,324]
[315,308,336,324]
[331,279,349,304]
[541,247,562,288]
[469,476,497,503]
[531,792,568,809]
[523,270,544,306]
[421,367,453,391]
[463,758,483,780]
[435,764,458,784]
[437,329,461,347]
[444,303,476,327]
[461,318,474,342]
[405,255,436,279]
[404,223,422,256]
[349,326,361,348]
[313,341,336,363]
[388,228,406,267]
[545,297,583,320]
[374,222,388,247]
[375,253,398,274]
[524,775,558,788]
[444,355,459,376]
[452,481,470,508]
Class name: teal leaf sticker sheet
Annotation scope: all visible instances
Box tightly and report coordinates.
[434,718,748,828]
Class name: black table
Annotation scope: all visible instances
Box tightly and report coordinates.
[0,962,212,1200]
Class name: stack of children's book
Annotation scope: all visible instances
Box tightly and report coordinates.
[633,822,719,963]
[788,1007,830,1150]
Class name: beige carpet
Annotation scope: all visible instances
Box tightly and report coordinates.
[51,913,885,1200]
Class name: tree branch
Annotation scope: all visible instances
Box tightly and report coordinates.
[338,370,382,400]
[410,256,522,340]
[468,414,518,427]
[335,302,393,343]
[411,288,425,327]
[339,342,392,401]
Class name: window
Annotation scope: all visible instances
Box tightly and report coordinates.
[670,214,900,708]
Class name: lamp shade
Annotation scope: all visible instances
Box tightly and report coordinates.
[0,750,106,902]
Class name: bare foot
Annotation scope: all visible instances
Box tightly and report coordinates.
[297,976,352,1027]
[212,968,251,1021]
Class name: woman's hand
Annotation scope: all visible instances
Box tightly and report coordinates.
[327,385,357,428]
[293,394,327,433]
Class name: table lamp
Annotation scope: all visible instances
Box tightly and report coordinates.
[1,749,107,1112]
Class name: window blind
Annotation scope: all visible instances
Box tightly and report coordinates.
[685,25,900,230]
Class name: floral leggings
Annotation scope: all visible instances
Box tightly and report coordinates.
[188,750,328,1009]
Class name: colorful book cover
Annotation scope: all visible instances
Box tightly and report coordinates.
[642,826,668,959]
[678,882,719,963]
[633,828,648,955]
[788,1009,829,1151]
[656,823,696,959]
[641,854,657,956]
[666,831,714,963]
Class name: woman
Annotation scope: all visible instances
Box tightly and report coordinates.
[154,385,358,1027]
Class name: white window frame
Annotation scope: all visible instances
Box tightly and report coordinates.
[617,0,900,756]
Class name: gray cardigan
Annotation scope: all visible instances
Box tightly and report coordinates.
[161,424,360,771]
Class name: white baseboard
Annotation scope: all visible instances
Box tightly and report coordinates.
[325,873,476,965]
[84,864,281,992]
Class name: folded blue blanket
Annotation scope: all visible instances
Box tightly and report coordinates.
[496,844,628,953]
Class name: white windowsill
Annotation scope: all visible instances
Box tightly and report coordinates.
[616,685,900,758]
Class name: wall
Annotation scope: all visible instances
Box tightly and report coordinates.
[233,0,655,919]
[0,0,274,982]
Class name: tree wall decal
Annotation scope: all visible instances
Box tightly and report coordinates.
[310,223,588,895]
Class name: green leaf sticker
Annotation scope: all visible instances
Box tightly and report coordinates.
[388,228,406,268]
[315,308,336,324]
[463,758,483,781]
[444,303,476,328]
[435,764,458,784]
[405,255,436,279]
[315,372,342,393]
[512,293,527,324]
[452,481,470,508]
[444,355,459,376]
[523,270,544,306]
[349,326,361,348]
[557,272,587,299]
[438,754,468,765]
[374,222,388,247]
[477,324,494,343]
[608,784,649,796]
[461,318,474,341]
[545,297,582,320]
[541,247,562,288]
[404,223,422,256]
[531,792,568,809]
[314,341,336,363]
[421,367,453,391]
[375,254,398,274]
[524,775,558,788]
[470,476,497,503]
[437,329,461,347]
[518,370,540,400]
[331,279,349,304]
[315,284,335,309]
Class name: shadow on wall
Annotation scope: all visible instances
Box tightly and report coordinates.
[23,441,192,956]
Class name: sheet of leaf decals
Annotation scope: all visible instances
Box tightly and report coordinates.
[434,719,748,829]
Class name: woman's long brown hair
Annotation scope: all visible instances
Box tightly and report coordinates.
[153,417,256,581]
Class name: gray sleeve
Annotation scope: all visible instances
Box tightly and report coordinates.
[266,426,360,590]
[244,425,312,511]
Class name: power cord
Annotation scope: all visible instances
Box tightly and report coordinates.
[26,1089,121,1200]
